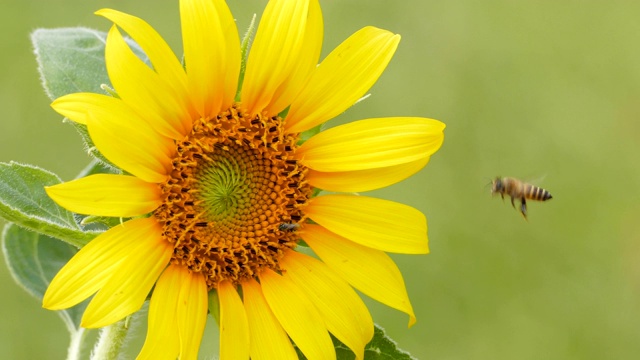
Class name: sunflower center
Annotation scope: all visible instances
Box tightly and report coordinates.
[154,104,312,289]
[196,147,249,221]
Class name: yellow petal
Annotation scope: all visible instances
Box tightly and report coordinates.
[43,218,161,310]
[51,91,176,179]
[303,224,416,327]
[260,268,335,360]
[219,281,250,360]
[138,266,181,360]
[45,174,161,217]
[265,0,323,115]
[307,156,430,192]
[96,8,195,121]
[51,93,175,182]
[296,117,445,172]
[85,96,174,184]
[81,223,172,328]
[306,195,428,254]
[285,27,399,133]
[242,279,298,360]
[51,93,114,125]
[176,266,208,360]
[282,251,373,360]
[241,0,311,116]
[105,25,191,139]
[180,0,240,117]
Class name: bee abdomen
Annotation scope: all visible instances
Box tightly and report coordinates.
[524,184,552,201]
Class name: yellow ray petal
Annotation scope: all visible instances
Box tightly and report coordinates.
[306,195,428,254]
[43,218,162,310]
[81,224,172,328]
[266,0,323,115]
[85,98,174,184]
[242,279,298,360]
[307,156,430,192]
[138,266,181,360]
[303,224,416,327]
[105,25,191,139]
[45,174,161,217]
[176,266,208,360]
[260,268,335,360]
[296,117,445,172]
[285,27,399,133]
[180,0,240,117]
[51,89,176,172]
[96,8,195,120]
[241,0,310,116]
[282,250,373,360]
[51,93,115,125]
[51,89,175,182]
[218,281,249,360]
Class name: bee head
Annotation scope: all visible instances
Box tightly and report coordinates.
[491,177,503,195]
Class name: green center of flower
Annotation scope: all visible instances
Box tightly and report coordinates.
[154,104,313,289]
[196,147,249,221]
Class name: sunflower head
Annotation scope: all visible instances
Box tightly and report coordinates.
[156,104,313,289]
[41,0,445,359]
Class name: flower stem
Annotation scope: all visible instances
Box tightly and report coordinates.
[66,328,87,360]
[91,317,130,360]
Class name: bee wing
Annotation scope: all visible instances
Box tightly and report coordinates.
[524,174,547,186]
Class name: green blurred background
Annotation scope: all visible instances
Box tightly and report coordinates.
[2,0,640,359]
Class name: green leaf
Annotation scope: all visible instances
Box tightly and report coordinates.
[295,325,416,360]
[1,223,87,332]
[31,27,149,100]
[0,162,98,247]
[236,14,257,101]
[359,325,417,360]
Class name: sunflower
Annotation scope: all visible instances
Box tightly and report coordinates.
[43,0,445,359]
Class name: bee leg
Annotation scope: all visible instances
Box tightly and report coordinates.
[520,197,528,220]
[510,196,515,208]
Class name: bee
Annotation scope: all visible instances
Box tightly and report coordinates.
[278,223,301,232]
[491,177,552,219]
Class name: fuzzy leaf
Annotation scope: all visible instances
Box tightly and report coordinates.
[2,223,87,332]
[32,27,149,100]
[295,324,416,360]
[0,162,98,247]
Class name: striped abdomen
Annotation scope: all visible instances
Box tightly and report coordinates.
[523,184,552,201]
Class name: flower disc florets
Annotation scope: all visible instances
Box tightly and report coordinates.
[154,104,312,289]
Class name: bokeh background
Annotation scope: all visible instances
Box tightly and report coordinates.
[2,0,640,359]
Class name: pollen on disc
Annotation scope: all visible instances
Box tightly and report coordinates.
[154,104,313,289]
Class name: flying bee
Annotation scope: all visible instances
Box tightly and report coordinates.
[278,223,301,232]
[491,176,552,219]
